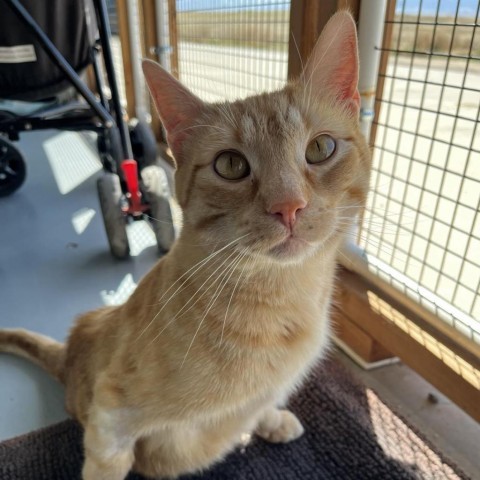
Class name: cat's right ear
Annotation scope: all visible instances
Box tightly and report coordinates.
[299,11,360,115]
[142,60,205,157]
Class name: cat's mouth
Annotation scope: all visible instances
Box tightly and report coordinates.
[267,234,312,260]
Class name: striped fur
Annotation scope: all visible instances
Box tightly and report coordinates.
[1,12,370,480]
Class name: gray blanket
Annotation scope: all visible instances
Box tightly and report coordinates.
[0,358,467,480]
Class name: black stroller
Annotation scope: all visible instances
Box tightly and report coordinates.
[0,0,176,258]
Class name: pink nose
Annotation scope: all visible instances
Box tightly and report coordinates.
[269,199,307,229]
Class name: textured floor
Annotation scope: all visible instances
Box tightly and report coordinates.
[0,129,478,478]
[0,129,159,439]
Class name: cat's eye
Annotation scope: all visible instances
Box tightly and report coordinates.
[214,151,250,180]
[306,134,336,164]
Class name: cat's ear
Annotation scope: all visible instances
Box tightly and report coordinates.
[142,59,205,155]
[300,11,360,114]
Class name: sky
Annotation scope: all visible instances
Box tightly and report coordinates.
[396,0,478,16]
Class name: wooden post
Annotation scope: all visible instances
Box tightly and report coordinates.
[287,0,360,80]
[139,0,156,61]
[333,307,394,363]
[139,0,163,140]
[116,0,136,118]
[335,268,480,422]
[167,0,179,78]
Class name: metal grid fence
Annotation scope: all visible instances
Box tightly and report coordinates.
[175,0,290,102]
[362,0,480,343]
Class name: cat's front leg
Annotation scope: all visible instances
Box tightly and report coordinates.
[82,406,137,480]
[255,407,304,443]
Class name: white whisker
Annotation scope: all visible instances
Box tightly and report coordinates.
[180,248,248,367]
[170,248,240,323]
[147,244,248,347]
[220,250,257,347]
[146,249,240,347]
[136,233,251,340]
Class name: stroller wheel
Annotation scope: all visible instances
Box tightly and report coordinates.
[97,127,123,173]
[130,120,158,168]
[97,173,130,259]
[0,137,27,197]
[141,165,176,253]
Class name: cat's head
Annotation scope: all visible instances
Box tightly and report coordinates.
[143,11,370,265]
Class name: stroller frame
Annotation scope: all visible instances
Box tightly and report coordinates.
[2,0,131,159]
[0,0,176,258]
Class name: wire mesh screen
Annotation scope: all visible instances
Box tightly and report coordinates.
[362,0,480,343]
[175,0,290,102]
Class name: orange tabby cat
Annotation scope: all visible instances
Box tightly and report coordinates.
[0,12,370,480]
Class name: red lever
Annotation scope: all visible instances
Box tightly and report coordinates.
[121,160,142,213]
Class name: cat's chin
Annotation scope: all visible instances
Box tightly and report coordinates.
[266,236,316,264]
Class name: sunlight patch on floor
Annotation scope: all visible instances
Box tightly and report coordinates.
[44,132,102,194]
[100,273,137,306]
[71,207,96,234]
[127,220,157,257]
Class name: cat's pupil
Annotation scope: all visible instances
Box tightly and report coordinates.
[214,151,250,180]
[306,134,336,164]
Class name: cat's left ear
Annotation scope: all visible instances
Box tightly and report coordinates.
[142,59,206,158]
[300,11,360,114]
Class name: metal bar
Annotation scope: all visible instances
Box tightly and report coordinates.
[140,0,162,140]
[385,20,478,27]
[116,0,136,118]
[376,48,480,61]
[167,0,179,78]
[378,73,479,93]
[2,117,106,133]
[370,146,479,183]
[95,0,134,159]
[372,122,480,154]
[155,0,171,71]
[377,98,477,123]
[3,0,114,126]
[369,0,396,150]
[91,45,110,110]
[357,0,388,141]
[127,0,148,120]
[31,102,93,120]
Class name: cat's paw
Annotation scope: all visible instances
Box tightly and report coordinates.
[256,409,304,444]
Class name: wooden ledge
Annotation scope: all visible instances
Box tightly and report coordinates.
[334,267,480,422]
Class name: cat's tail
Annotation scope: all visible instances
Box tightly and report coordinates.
[0,328,66,383]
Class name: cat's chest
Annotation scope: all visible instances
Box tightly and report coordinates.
[203,307,328,400]
[139,307,329,422]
